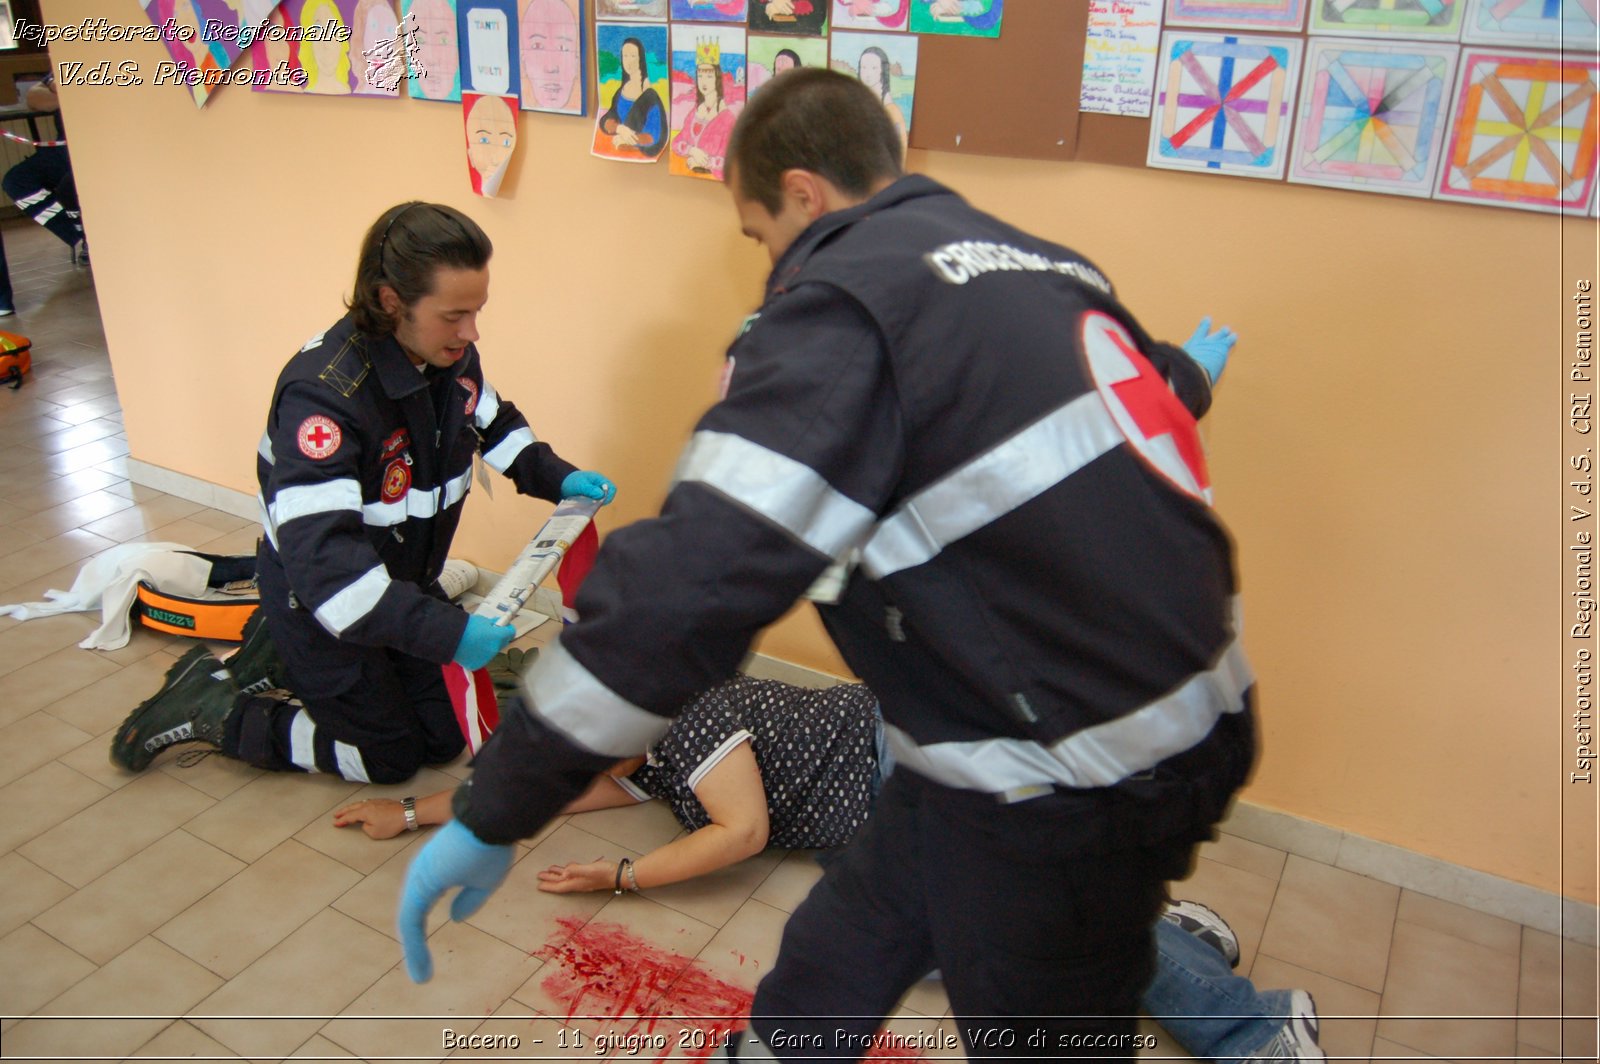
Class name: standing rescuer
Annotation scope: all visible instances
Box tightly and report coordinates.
[398,70,1256,1061]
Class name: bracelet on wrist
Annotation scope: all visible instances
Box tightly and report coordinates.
[625,858,640,892]
[614,857,632,895]
[401,795,419,831]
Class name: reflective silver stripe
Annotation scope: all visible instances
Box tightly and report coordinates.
[35,201,61,224]
[289,709,318,772]
[257,493,278,551]
[361,469,474,527]
[313,565,391,636]
[862,393,1123,579]
[258,432,274,465]
[482,426,535,473]
[333,741,371,782]
[521,637,669,757]
[270,479,363,529]
[885,631,1253,793]
[13,189,46,209]
[473,379,502,429]
[673,431,876,559]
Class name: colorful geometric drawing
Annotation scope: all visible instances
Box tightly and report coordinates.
[1462,0,1598,49]
[831,30,919,145]
[1310,0,1467,40]
[592,21,670,162]
[1435,47,1600,213]
[402,0,462,101]
[1289,40,1459,196]
[831,0,911,30]
[907,0,1005,37]
[1165,0,1307,32]
[748,34,830,96]
[667,24,747,181]
[670,0,749,21]
[597,0,668,16]
[520,0,586,114]
[1148,32,1304,178]
[147,0,281,107]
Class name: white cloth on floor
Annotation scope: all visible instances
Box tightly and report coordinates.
[0,542,210,650]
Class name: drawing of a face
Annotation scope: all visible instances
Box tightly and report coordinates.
[412,0,460,97]
[774,50,798,73]
[696,62,717,100]
[857,48,885,99]
[467,94,517,180]
[306,2,350,91]
[357,1,402,91]
[521,0,579,109]
[621,39,642,80]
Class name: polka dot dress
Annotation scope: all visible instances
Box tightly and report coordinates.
[629,677,880,849]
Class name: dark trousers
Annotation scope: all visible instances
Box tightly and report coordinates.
[2,146,80,249]
[749,771,1195,1062]
[234,646,464,784]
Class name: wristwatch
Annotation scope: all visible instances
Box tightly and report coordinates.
[401,795,419,831]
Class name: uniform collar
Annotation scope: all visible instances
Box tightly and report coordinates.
[766,174,957,296]
[367,328,467,400]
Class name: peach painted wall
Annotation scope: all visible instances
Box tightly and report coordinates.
[47,0,1596,902]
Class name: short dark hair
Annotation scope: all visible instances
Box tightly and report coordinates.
[347,202,493,336]
[727,67,904,215]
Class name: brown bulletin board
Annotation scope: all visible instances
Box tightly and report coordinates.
[908,0,1090,162]
[1075,111,1156,168]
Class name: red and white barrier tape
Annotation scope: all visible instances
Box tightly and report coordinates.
[0,130,65,148]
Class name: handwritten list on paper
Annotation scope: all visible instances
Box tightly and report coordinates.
[1080,0,1163,118]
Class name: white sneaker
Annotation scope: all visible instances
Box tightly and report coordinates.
[1254,990,1326,1061]
[438,559,479,601]
[1161,899,1241,968]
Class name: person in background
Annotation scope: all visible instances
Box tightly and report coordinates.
[0,70,86,315]
[111,202,616,785]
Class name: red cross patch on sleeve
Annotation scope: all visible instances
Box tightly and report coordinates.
[296,415,344,460]
[460,377,479,417]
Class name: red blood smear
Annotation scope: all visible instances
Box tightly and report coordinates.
[534,918,925,1062]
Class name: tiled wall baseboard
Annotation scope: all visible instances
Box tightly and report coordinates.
[128,458,1600,949]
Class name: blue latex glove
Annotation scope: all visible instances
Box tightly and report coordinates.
[397,819,514,983]
[1182,317,1238,386]
[453,614,515,671]
[560,470,617,505]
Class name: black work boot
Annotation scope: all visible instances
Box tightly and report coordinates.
[110,646,240,772]
[224,610,289,696]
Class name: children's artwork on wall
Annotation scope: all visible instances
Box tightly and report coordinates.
[1165,0,1307,32]
[458,0,520,96]
[1147,31,1303,178]
[668,24,748,181]
[1435,47,1599,213]
[749,1,831,35]
[520,0,586,113]
[748,34,829,95]
[597,0,669,18]
[831,0,910,30]
[1288,38,1459,197]
[1461,0,1597,48]
[404,0,462,100]
[464,92,520,194]
[907,0,1005,36]
[264,0,358,96]
[147,0,280,106]
[350,0,405,95]
[831,30,919,144]
[1082,0,1163,117]
[252,3,309,94]
[670,0,750,21]
[593,21,672,161]
[1309,0,1467,40]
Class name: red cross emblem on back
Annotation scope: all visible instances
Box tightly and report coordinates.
[1080,311,1211,503]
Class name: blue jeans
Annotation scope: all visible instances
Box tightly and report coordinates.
[1144,918,1290,1062]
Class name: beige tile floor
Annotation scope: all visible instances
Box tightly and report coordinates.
[0,217,1595,1062]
